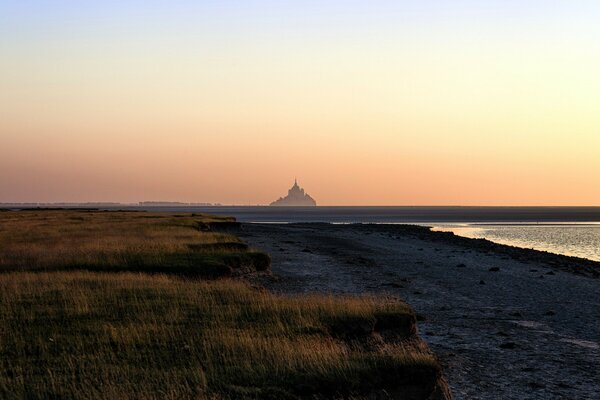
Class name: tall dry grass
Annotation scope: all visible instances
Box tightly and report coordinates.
[0,210,442,399]
[0,211,265,277]
[0,272,438,399]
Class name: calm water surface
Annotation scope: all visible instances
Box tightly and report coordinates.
[432,223,600,262]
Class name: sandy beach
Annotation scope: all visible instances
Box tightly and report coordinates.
[240,223,600,400]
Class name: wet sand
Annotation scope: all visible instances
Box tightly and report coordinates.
[239,223,600,400]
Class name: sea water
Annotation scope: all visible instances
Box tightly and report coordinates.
[431,223,600,262]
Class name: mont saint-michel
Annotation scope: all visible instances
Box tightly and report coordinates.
[270,180,317,206]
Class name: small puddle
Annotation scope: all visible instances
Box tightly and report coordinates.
[512,320,545,329]
[511,320,554,334]
[560,339,600,349]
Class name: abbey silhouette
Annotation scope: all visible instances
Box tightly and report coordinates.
[270,179,317,206]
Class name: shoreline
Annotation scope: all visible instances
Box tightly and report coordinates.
[429,224,600,264]
[254,221,600,273]
[265,222,600,269]
[240,222,600,399]
[405,224,600,278]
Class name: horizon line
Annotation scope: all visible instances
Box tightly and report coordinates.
[2,202,600,208]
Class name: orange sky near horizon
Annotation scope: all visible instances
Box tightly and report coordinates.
[1,2,599,205]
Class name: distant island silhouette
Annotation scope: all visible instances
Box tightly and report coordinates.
[270,179,317,206]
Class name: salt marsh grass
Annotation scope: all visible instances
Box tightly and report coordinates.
[0,272,438,399]
[0,211,266,277]
[0,211,442,399]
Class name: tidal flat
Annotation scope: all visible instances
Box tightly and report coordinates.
[240,223,600,400]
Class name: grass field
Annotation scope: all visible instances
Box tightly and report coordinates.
[0,210,269,278]
[0,210,446,399]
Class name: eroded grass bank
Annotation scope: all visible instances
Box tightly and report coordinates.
[0,211,268,278]
[0,272,440,399]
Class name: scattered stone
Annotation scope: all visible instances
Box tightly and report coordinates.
[539,275,545,279]
[383,282,404,288]
[456,263,467,268]
[357,256,371,264]
[521,367,535,372]
[527,382,545,389]
[499,342,517,349]
[545,271,555,275]
[496,331,509,337]
[479,280,486,285]
[416,314,426,321]
[413,291,423,295]
[489,267,500,272]
[545,310,556,316]
[301,248,312,253]
[509,312,523,317]
[530,269,538,272]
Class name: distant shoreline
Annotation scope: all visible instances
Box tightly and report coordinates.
[4,205,600,223]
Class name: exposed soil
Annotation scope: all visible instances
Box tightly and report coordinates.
[239,223,600,400]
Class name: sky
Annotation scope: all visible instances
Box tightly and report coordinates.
[1,1,599,205]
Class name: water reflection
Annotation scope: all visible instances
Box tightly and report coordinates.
[432,223,600,262]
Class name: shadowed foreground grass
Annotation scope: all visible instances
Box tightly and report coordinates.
[0,272,440,400]
[0,210,269,278]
